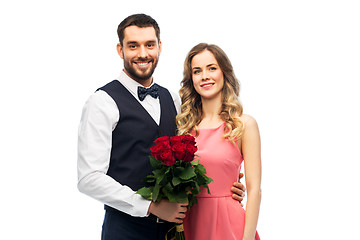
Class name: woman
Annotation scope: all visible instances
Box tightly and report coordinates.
[176,43,261,240]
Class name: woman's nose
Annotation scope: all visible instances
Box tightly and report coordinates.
[201,70,209,80]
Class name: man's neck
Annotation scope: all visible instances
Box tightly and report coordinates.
[122,69,153,87]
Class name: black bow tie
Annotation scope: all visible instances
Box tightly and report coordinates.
[137,84,159,101]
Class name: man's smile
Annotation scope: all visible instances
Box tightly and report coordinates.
[134,59,153,69]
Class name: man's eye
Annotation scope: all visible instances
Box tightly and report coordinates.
[147,44,154,48]
[129,45,137,49]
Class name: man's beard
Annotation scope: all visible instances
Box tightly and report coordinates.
[123,57,158,82]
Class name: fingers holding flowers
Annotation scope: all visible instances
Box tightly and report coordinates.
[149,199,188,223]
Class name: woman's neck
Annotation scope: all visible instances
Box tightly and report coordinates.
[199,96,223,128]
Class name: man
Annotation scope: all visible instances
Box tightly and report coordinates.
[77,13,245,240]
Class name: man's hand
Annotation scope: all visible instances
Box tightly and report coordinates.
[231,172,246,206]
[148,199,188,223]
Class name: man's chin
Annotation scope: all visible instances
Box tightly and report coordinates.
[128,70,154,82]
[124,63,157,82]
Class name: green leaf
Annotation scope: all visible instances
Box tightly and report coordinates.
[157,192,164,201]
[204,184,211,194]
[174,166,185,176]
[153,168,166,181]
[160,167,172,185]
[195,164,207,174]
[152,169,161,176]
[191,181,200,195]
[194,173,205,185]
[163,183,176,202]
[205,176,213,184]
[149,156,164,169]
[174,191,188,203]
[165,193,177,202]
[191,160,199,166]
[172,176,181,186]
[179,166,196,180]
[136,187,153,200]
[156,173,165,185]
[152,183,160,201]
[143,175,156,183]
[164,182,174,192]
[188,194,198,208]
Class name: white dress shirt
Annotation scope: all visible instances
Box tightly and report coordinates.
[77,70,180,217]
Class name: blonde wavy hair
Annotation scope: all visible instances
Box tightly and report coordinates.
[176,43,244,143]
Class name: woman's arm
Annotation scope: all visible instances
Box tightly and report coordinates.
[241,115,262,240]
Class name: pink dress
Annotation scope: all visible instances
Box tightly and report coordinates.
[183,123,260,240]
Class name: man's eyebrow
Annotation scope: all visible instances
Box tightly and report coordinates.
[145,40,158,45]
[126,40,157,45]
[126,41,138,45]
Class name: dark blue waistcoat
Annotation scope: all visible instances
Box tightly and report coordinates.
[98,80,177,212]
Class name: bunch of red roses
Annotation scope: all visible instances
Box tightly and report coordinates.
[137,135,212,240]
[150,135,198,166]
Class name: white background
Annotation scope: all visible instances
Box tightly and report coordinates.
[1,0,359,239]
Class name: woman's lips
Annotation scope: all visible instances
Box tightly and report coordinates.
[200,82,215,89]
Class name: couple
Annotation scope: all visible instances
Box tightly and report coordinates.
[77,13,261,240]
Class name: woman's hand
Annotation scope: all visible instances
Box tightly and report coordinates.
[231,172,246,206]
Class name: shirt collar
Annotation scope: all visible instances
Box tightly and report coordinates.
[117,70,156,96]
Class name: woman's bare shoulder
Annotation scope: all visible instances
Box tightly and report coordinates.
[240,114,258,128]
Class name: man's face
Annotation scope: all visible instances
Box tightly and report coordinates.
[117,26,161,86]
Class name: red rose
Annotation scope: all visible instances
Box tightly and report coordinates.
[183,144,197,162]
[150,143,164,160]
[169,135,184,145]
[158,149,176,166]
[150,135,197,165]
[154,136,170,144]
[171,142,187,160]
[183,135,196,145]
[170,135,197,162]
[151,136,176,166]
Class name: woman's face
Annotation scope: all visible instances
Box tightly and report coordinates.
[191,50,224,101]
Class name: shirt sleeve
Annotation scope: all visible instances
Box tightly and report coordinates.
[77,90,151,217]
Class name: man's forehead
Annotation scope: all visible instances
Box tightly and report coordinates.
[123,26,158,43]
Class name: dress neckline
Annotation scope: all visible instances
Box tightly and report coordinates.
[197,122,225,131]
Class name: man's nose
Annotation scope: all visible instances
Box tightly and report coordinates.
[138,45,148,58]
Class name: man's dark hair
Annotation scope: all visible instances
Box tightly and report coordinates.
[117,13,160,46]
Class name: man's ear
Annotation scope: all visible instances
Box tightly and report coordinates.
[116,43,124,59]
[158,40,162,56]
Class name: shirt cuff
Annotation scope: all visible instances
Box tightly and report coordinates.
[132,195,152,217]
